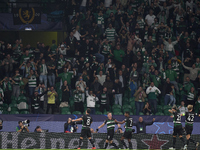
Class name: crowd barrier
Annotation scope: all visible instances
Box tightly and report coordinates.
[0,132,199,149]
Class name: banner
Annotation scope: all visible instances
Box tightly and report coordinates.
[13,8,41,25]
[0,132,199,149]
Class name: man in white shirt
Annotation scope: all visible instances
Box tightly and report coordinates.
[86,90,99,114]
[178,101,188,115]
[75,76,87,102]
[96,71,106,86]
[80,0,87,13]
[145,9,156,26]
[104,0,112,8]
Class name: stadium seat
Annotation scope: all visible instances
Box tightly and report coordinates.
[157,105,163,113]
[61,111,71,115]
[129,97,135,102]
[60,107,70,114]
[113,111,123,115]
[112,104,121,110]
[20,110,29,114]
[164,110,172,116]
[2,110,9,114]
[155,112,164,116]
[10,111,19,114]
[139,112,144,115]
[95,111,102,115]
[163,105,171,111]
[72,111,82,114]
[112,108,121,114]
[130,101,135,109]
[122,104,132,110]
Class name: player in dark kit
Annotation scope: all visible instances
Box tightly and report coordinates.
[72,108,96,149]
[98,112,119,149]
[117,111,133,149]
[168,106,187,150]
[184,105,199,149]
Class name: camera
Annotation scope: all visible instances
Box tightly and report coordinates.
[22,120,30,127]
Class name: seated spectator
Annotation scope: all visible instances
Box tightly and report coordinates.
[86,89,99,114]
[16,121,29,133]
[146,82,161,114]
[143,102,152,115]
[133,117,155,134]
[134,86,147,115]
[178,101,188,115]
[64,118,78,133]
[46,86,58,114]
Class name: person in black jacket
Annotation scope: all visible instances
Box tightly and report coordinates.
[64,118,78,133]
[133,117,155,134]
[113,78,123,106]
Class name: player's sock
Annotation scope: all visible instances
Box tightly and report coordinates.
[111,142,118,149]
[104,142,108,149]
[78,139,83,147]
[189,138,196,144]
[128,141,132,149]
[121,140,127,149]
[173,137,176,148]
[180,137,186,145]
[89,139,95,147]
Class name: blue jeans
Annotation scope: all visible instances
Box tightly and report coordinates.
[95,53,105,63]
[169,95,176,106]
[148,99,157,114]
[115,94,122,106]
[164,94,170,105]
[135,101,144,115]
[170,81,179,91]
[29,87,35,97]
[39,75,47,88]
[48,73,55,87]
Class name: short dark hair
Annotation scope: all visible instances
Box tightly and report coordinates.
[18,121,22,124]
[87,108,91,114]
[125,111,130,115]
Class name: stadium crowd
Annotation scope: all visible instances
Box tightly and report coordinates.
[0,0,200,116]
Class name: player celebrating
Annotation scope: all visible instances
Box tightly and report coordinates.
[117,111,133,149]
[98,112,119,149]
[72,108,96,149]
[168,106,187,150]
[184,105,199,149]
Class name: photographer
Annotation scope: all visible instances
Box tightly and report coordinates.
[16,121,29,133]
[34,126,46,133]
[64,118,78,133]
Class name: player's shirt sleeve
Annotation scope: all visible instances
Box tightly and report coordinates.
[104,119,107,124]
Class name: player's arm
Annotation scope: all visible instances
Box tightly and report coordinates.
[168,109,173,113]
[72,118,83,122]
[98,123,105,129]
[116,120,125,124]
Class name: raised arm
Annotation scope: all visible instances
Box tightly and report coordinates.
[98,123,105,129]
[72,117,83,122]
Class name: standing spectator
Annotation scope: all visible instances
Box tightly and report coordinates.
[146,82,161,114]
[113,78,123,106]
[103,76,114,106]
[178,101,188,115]
[12,69,22,98]
[27,69,38,98]
[86,89,99,114]
[104,23,117,44]
[129,77,137,97]
[47,56,56,87]
[186,87,195,107]
[39,59,48,88]
[145,9,156,26]
[73,86,84,113]
[0,77,12,105]
[90,76,102,99]
[169,84,176,106]
[96,70,106,86]
[36,84,46,110]
[2,54,16,77]
[57,54,66,74]
[162,37,179,58]
[61,80,70,103]
[46,86,58,114]
[75,76,86,102]
[134,86,147,115]
[110,45,125,68]
[166,64,179,91]
[99,87,109,113]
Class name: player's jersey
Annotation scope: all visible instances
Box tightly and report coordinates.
[173,111,182,127]
[185,112,197,126]
[104,118,116,131]
[81,114,93,129]
[124,117,133,131]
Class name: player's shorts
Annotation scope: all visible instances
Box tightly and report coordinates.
[107,129,114,141]
[185,125,193,135]
[80,129,91,138]
[123,130,132,139]
[173,125,183,136]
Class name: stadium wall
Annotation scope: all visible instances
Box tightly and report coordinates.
[0,133,199,149]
